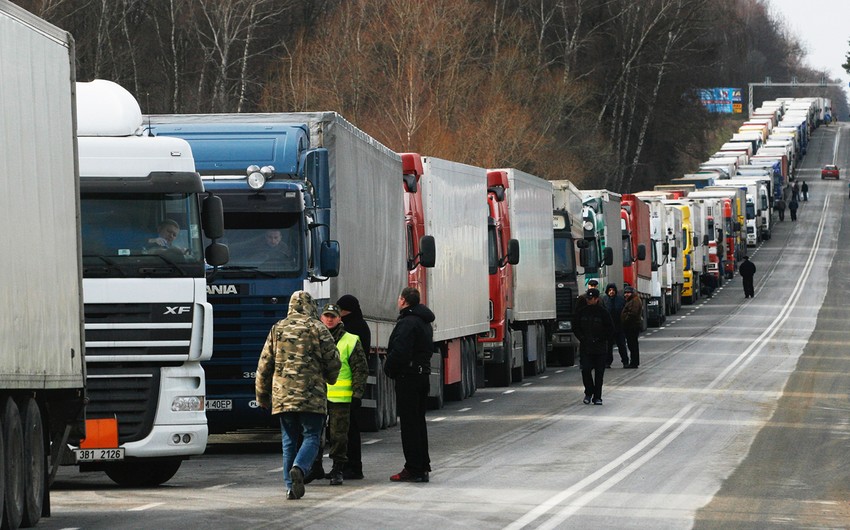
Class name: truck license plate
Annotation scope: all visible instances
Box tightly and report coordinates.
[74,448,124,463]
[205,399,233,410]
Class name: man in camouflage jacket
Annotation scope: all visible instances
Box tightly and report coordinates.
[255,290,340,500]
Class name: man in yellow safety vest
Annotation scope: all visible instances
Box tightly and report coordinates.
[319,303,368,485]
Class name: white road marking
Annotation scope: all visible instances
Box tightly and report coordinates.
[481,399,494,403]
[362,439,381,445]
[128,503,164,512]
[503,390,516,394]
[205,483,237,490]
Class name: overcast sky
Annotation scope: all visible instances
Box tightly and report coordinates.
[765,0,849,93]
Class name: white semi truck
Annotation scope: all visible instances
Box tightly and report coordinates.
[72,80,228,486]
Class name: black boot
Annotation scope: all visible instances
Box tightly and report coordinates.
[304,458,325,485]
[329,462,344,486]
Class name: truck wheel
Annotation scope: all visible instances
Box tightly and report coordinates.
[386,374,398,428]
[104,458,181,487]
[19,398,44,528]
[427,355,444,410]
[2,398,24,530]
[467,337,479,397]
[0,403,6,527]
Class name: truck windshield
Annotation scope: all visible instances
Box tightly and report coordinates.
[745,204,755,219]
[81,192,204,277]
[216,211,302,276]
[553,233,576,277]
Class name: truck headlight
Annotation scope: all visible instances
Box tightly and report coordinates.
[171,396,203,412]
[558,321,571,331]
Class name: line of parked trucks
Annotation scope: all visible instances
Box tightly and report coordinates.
[2,2,833,527]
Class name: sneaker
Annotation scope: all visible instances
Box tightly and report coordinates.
[583,395,591,405]
[592,398,603,405]
[390,468,429,483]
[286,489,297,500]
[289,466,305,499]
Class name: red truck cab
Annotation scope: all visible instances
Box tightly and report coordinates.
[480,170,520,387]
[620,194,650,292]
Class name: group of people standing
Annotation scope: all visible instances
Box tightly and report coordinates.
[776,180,807,222]
[255,287,434,499]
[571,279,643,406]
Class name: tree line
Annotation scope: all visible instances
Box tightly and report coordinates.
[15,0,848,192]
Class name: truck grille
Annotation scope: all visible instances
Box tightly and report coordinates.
[84,303,193,357]
[555,286,575,320]
[205,294,288,394]
[85,364,160,443]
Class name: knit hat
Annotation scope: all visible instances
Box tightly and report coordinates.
[586,288,600,299]
[336,294,361,312]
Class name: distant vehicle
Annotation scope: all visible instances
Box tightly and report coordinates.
[822,164,840,180]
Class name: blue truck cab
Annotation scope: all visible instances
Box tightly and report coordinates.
[151,121,339,432]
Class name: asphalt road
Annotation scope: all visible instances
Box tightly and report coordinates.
[42,124,850,530]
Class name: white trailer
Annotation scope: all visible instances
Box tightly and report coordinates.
[419,156,489,402]
[502,169,556,376]
[1,2,85,526]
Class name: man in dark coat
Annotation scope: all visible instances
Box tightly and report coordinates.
[801,181,809,201]
[572,288,614,405]
[336,294,371,480]
[739,256,756,298]
[602,283,628,367]
[384,287,435,482]
[776,198,786,221]
[789,197,799,221]
[621,286,643,368]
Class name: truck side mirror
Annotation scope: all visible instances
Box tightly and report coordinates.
[579,248,588,268]
[603,247,613,266]
[320,240,340,277]
[733,222,742,231]
[703,234,710,246]
[662,242,669,256]
[637,244,646,261]
[205,242,229,267]
[418,235,436,268]
[201,194,224,240]
[671,246,678,259]
[507,238,520,265]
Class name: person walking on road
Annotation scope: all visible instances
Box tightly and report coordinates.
[789,197,799,221]
[602,283,629,368]
[336,294,371,480]
[384,287,435,483]
[801,181,808,201]
[791,181,800,202]
[739,256,756,298]
[255,291,340,500]
[776,198,786,221]
[572,288,614,405]
[621,286,643,369]
[318,303,368,486]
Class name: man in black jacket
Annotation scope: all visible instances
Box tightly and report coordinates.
[739,256,756,298]
[572,288,614,405]
[384,287,435,483]
[336,294,371,480]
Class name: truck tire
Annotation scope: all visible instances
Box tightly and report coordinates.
[485,329,513,388]
[465,337,477,398]
[19,398,44,528]
[104,458,181,487]
[2,397,24,530]
[427,355,444,410]
[0,404,6,527]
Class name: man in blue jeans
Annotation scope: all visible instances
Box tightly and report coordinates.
[256,290,340,499]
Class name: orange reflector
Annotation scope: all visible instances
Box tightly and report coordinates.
[79,418,119,449]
